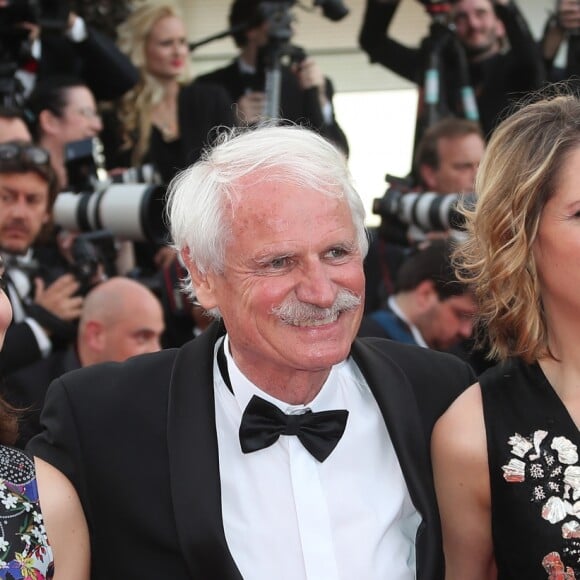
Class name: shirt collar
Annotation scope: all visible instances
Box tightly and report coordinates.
[388,296,429,348]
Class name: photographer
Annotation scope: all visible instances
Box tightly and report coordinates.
[196,0,349,156]
[0,0,138,103]
[364,117,484,312]
[359,0,544,139]
[541,0,580,82]
[0,141,83,376]
[27,76,102,191]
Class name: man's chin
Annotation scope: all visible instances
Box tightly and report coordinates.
[0,243,29,256]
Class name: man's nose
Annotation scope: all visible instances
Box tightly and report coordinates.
[10,198,28,218]
[459,318,474,339]
[295,260,336,308]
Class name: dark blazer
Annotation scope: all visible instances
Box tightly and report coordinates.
[358,304,417,345]
[28,322,474,579]
[196,60,349,155]
[3,346,80,448]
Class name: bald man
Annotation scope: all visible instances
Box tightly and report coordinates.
[3,277,165,447]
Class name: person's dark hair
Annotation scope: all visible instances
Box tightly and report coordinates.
[0,397,19,446]
[0,141,59,210]
[26,76,88,140]
[414,117,483,174]
[229,0,265,47]
[395,239,468,300]
[0,106,27,124]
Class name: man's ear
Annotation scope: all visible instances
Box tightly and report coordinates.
[83,320,105,352]
[419,163,438,191]
[180,248,219,310]
[415,279,438,310]
[38,109,60,137]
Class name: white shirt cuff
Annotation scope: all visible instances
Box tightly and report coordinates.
[66,16,88,43]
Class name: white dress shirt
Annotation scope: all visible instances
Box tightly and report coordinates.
[3,252,51,356]
[214,335,421,580]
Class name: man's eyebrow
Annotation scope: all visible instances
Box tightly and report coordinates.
[0,184,45,197]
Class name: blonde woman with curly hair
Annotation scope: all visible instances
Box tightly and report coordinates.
[432,92,580,578]
[111,1,234,184]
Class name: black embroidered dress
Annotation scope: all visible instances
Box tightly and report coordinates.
[481,358,580,579]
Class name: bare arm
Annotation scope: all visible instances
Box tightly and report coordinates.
[35,457,90,580]
[431,383,497,580]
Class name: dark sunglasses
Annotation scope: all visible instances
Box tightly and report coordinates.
[0,142,50,166]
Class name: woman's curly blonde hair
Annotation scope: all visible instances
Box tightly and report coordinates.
[455,91,580,364]
[116,2,192,166]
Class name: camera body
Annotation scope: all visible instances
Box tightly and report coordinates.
[70,231,117,296]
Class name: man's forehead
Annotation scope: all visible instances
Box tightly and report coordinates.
[0,173,50,197]
[452,0,494,14]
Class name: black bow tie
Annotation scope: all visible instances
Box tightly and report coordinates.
[239,395,348,462]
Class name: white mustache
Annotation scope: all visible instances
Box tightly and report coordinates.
[271,288,361,326]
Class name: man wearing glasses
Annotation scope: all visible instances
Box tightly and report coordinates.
[0,142,83,376]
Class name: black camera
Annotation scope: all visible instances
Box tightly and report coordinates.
[0,0,68,29]
[373,188,476,233]
[314,0,349,22]
[70,231,117,295]
[59,137,167,246]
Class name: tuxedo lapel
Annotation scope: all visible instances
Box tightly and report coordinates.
[351,338,440,579]
[167,323,242,579]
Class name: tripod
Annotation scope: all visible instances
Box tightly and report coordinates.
[418,2,478,131]
[189,2,300,123]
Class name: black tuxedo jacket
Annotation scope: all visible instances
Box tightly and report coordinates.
[196,60,349,156]
[28,323,474,579]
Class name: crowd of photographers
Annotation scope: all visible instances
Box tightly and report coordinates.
[0,0,577,445]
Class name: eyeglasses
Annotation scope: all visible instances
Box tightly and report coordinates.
[0,142,50,167]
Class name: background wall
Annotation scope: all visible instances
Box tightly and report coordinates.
[178,0,558,224]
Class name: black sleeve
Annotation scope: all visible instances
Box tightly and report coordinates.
[495,1,546,87]
[72,26,140,101]
[179,82,237,167]
[358,0,423,83]
[39,26,139,102]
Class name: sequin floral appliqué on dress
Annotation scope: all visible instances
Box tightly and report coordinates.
[479,358,580,580]
[0,446,53,579]
[503,431,580,578]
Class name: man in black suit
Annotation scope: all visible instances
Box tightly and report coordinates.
[0,141,82,376]
[29,124,474,579]
[359,239,477,351]
[4,276,165,447]
[196,0,349,155]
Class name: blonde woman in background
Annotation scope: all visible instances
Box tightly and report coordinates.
[102,1,234,270]
[108,1,234,185]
